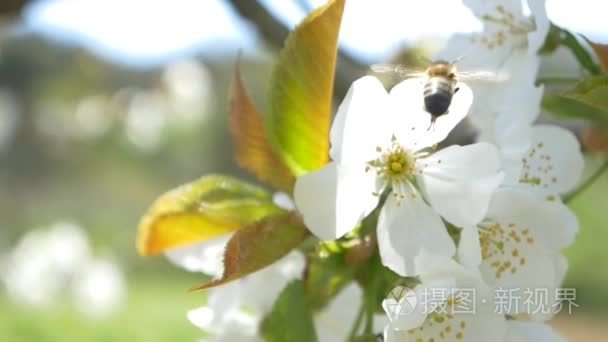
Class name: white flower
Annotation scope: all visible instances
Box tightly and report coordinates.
[384,251,508,341]
[72,258,127,319]
[187,251,305,340]
[294,76,503,276]
[1,222,91,308]
[501,125,584,201]
[458,189,576,318]
[464,0,550,56]
[314,283,388,341]
[504,321,565,342]
[437,0,549,139]
[0,221,126,318]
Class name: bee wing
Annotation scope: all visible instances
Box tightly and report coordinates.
[457,70,509,82]
[370,64,427,78]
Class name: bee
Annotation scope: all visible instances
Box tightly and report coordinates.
[372,60,502,129]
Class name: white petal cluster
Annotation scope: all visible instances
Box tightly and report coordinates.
[164,1,585,340]
[187,250,306,342]
[0,221,127,319]
[170,227,381,341]
[292,0,582,340]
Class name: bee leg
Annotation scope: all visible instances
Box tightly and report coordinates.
[454,87,460,93]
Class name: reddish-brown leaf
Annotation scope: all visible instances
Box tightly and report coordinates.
[191,212,309,290]
[229,63,295,192]
[582,126,608,153]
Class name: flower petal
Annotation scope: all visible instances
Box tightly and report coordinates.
[383,284,429,331]
[329,76,392,164]
[294,162,378,240]
[530,254,568,322]
[389,78,473,148]
[504,321,566,342]
[526,0,551,54]
[511,125,584,198]
[390,252,509,341]
[480,190,577,315]
[165,235,231,277]
[464,0,523,18]
[419,142,504,227]
[377,193,455,276]
[487,189,578,250]
[314,283,363,341]
[457,226,482,269]
[239,250,306,314]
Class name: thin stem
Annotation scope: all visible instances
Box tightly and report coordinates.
[347,301,366,341]
[536,77,580,85]
[565,160,608,203]
[363,255,380,335]
[364,283,376,334]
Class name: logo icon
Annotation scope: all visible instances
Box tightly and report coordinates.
[383,285,418,321]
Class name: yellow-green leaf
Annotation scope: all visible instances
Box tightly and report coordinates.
[266,0,345,176]
[191,212,309,290]
[229,62,295,192]
[137,175,284,256]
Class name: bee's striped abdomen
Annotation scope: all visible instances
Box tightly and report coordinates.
[423,77,454,118]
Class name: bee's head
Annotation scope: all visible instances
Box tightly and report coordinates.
[428,60,457,79]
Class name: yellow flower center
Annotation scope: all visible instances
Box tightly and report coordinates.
[478,221,534,279]
[366,136,422,201]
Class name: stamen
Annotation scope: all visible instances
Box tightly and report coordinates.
[367,139,420,202]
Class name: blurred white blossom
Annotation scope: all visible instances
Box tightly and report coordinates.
[163,59,213,124]
[187,251,305,341]
[74,94,114,141]
[125,90,169,152]
[0,221,126,318]
[166,235,230,277]
[72,258,127,319]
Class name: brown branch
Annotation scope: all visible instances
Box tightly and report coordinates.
[0,0,30,16]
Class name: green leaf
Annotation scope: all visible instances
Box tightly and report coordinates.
[543,76,608,124]
[266,0,345,176]
[191,212,309,290]
[262,280,317,342]
[137,174,284,256]
[229,62,295,192]
[560,29,602,75]
[305,251,354,311]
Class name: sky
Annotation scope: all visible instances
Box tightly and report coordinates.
[20,0,608,68]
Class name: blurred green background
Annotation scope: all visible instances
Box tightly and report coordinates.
[0,0,607,341]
